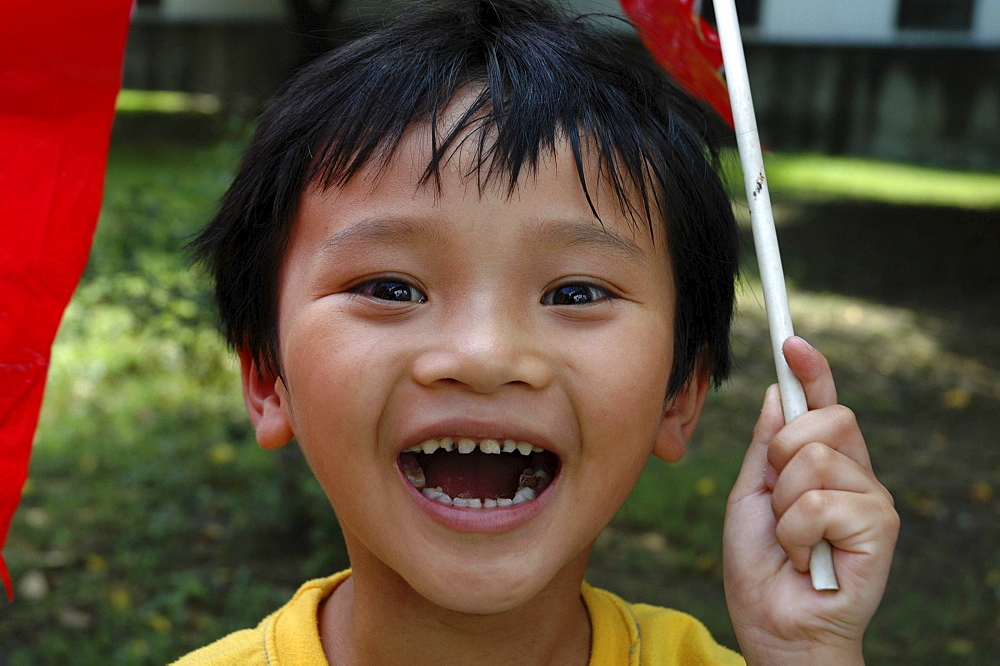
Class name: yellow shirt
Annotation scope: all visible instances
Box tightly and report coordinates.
[172,570,744,665]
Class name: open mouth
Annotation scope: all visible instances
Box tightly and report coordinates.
[398,437,559,509]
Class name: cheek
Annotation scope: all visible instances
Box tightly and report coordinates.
[586,321,672,408]
[573,319,674,468]
[279,328,389,463]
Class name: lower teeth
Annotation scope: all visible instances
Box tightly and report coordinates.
[420,484,540,508]
[401,444,555,509]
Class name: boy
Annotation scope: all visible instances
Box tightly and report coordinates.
[178,0,898,662]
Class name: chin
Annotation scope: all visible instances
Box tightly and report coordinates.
[416,572,546,616]
[400,546,584,617]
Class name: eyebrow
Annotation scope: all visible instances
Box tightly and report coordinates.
[317,217,444,256]
[315,215,649,263]
[527,219,649,264]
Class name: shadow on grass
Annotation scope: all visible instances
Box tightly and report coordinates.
[774,198,1000,661]
[773,199,1000,359]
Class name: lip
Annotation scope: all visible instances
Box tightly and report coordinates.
[399,465,559,534]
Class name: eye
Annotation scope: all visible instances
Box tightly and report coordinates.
[541,283,612,306]
[351,279,427,303]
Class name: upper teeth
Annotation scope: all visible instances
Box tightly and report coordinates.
[404,438,544,455]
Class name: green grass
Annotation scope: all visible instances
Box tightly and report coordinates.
[2,125,997,663]
[762,153,1000,209]
[115,90,222,115]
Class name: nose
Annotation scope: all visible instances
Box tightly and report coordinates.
[411,298,553,393]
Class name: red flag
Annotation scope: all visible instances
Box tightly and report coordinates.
[620,0,734,129]
[0,0,132,600]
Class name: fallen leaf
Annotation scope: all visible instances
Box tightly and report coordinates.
[207,442,237,465]
[148,612,172,634]
[970,482,994,504]
[86,553,107,574]
[695,476,717,497]
[943,387,972,409]
[108,584,131,611]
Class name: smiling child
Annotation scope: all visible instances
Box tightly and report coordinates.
[174,1,898,663]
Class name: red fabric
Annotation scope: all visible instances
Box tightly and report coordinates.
[620,0,734,129]
[0,0,132,600]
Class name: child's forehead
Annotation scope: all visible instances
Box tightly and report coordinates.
[304,100,664,248]
[287,138,673,311]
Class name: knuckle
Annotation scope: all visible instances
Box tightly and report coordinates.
[882,500,901,534]
[791,441,838,483]
[828,404,858,432]
[773,514,793,543]
[798,488,829,516]
[767,431,795,467]
[770,490,785,518]
[800,440,834,467]
[889,509,901,535]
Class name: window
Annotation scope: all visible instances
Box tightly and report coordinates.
[700,0,762,28]
[897,0,975,31]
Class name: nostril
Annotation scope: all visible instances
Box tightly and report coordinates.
[412,346,551,393]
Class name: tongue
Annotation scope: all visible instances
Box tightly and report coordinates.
[421,449,527,499]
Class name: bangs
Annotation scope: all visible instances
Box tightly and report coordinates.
[284,0,715,240]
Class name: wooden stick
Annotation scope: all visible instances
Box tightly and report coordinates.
[713,0,839,592]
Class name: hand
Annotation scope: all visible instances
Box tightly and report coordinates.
[723,337,899,665]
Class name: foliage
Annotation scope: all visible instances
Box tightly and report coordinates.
[762,153,1000,210]
[3,134,348,663]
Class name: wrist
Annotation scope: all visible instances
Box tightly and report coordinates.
[743,649,863,666]
[737,631,865,666]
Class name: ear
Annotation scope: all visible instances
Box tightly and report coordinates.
[240,350,294,450]
[651,364,711,463]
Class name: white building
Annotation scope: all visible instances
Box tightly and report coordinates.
[125,0,1000,167]
[138,0,1000,47]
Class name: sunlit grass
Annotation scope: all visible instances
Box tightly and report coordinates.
[762,153,1000,209]
[115,90,222,115]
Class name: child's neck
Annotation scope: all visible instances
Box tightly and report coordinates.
[320,548,593,665]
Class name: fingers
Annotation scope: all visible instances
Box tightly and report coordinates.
[768,338,896,575]
[773,338,872,473]
[775,488,898,574]
[729,384,784,501]
[753,383,785,448]
[769,404,872,474]
[770,441,882,526]
[783,336,836,409]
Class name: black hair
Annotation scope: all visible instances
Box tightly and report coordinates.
[192,0,739,398]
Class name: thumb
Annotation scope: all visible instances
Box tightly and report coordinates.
[730,384,783,502]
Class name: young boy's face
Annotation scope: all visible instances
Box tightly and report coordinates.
[244,117,708,615]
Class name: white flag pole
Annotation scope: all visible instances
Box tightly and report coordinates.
[713,0,839,591]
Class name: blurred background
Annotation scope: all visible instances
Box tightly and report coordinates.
[3,1,998,663]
